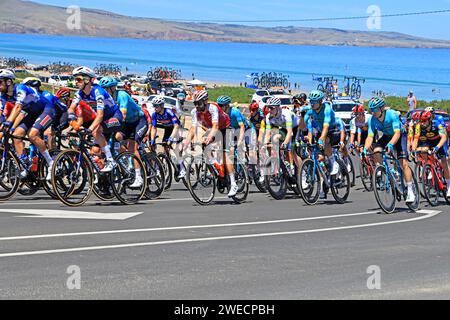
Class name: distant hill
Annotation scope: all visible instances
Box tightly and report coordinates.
[1,0,450,48]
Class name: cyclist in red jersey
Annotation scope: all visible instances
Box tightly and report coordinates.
[69,100,97,131]
[183,90,239,197]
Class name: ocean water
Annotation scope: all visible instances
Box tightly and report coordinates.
[0,33,449,101]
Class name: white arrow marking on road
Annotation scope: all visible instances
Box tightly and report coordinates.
[0,210,441,258]
[0,209,143,220]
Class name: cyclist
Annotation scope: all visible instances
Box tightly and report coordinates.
[348,105,371,154]
[68,66,123,172]
[248,101,265,145]
[0,70,56,180]
[99,76,147,187]
[407,111,422,153]
[21,77,68,151]
[303,90,340,175]
[293,93,308,114]
[263,97,303,184]
[411,110,450,198]
[182,90,239,197]
[362,97,416,203]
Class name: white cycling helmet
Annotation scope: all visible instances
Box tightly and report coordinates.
[0,69,15,80]
[193,90,209,102]
[72,66,96,78]
[266,97,281,107]
[151,96,165,106]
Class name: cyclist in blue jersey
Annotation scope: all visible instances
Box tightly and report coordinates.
[363,97,416,203]
[0,70,57,180]
[304,90,340,175]
[68,67,123,172]
[99,76,148,187]
[21,77,69,151]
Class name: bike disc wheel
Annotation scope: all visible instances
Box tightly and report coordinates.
[372,165,396,214]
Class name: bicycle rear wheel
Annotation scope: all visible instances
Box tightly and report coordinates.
[186,159,216,205]
[330,159,351,204]
[158,153,173,190]
[405,167,420,212]
[298,159,320,205]
[372,165,396,214]
[414,162,426,198]
[111,152,147,205]
[422,165,439,206]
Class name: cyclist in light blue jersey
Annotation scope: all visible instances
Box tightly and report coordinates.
[363,97,416,203]
[99,76,147,187]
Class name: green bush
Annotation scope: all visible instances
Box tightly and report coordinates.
[208,86,255,104]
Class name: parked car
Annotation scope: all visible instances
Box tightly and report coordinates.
[148,94,182,115]
[251,88,290,104]
[330,97,360,131]
[48,75,73,87]
[259,95,294,111]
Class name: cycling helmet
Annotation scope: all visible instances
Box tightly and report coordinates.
[193,90,209,102]
[412,111,421,123]
[420,111,432,124]
[55,87,71,99]
[72,66,96,78]
[294,93,307,101]
[368,97,385,111]
[308,90,324,102]
[352,105,365,114]
[116,82,125,89]
[425,106,435,114]
[151,96,165,107]
[0,69,15,80]
[249,102,259,112]
[216,95,232,106]
[98,76,118,88]
[177,93,186,100]
[22,77,42,88]
[266,97,281,107]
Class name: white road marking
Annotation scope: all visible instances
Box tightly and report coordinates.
[0,210,379,241]
[0,209,143,220]
[0,210,441,258]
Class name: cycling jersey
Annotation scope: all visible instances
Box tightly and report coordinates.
[335,117,346,132]
[303,102,336,132]
[0,101,15,118]
[350,114,372,135]
[191,103,230,130]
[227,107,250,130]
[40,91,68,114]
[414,118,446,142]
[368,109,404,138]
[249,110,265,131]
[116,90,144,123]
[1,84,48,116]
[265,108,300,130]
[75,100,97,123]
[151,108,180,128]
[72,84,119,119]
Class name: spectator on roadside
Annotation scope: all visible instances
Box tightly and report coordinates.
[407,91,417,111]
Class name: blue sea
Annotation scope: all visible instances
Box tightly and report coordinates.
[1,33,449,101]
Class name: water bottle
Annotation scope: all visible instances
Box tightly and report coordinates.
[114,142,121,153]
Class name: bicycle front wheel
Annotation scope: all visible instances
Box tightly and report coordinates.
[0,149,21,201]
[422,165,438,206]
[298,159,320,205]
[359,158,373,192]
[186,159,216,205]
[111,152,147,205]
[231,158,249,204]
[264,156,287,200]
[143,152,165,199]
[372,165,396,214]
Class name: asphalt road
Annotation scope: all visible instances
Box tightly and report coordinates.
[0,172,449,300]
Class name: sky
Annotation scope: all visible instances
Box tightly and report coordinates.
[31,0,450,40]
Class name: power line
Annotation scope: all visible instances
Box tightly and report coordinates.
[166,9,450,24]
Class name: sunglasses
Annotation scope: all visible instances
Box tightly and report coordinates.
[74,76,87,83]
[371,108,381,113]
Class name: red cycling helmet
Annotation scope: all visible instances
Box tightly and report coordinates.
[420,111,432,124]
[352,105,365,114]
[55,88,71,99]
[412,111,421,122]
[249,102,259,112]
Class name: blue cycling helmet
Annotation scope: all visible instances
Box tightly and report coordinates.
[217,95,232,106]
[177,93,186,100]
[98,76,118,88]
[308,90,324,102]
[368,97,385,111]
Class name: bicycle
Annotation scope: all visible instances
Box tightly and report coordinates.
[358,149,375,192]
[156,139,190,191]
[415,150,450,206]
[51,129,147,206]
[185,143,249,205]
[0,129,22,201]
[298,144,351,205]
[371,151,420,214]
[138,141,166,200]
